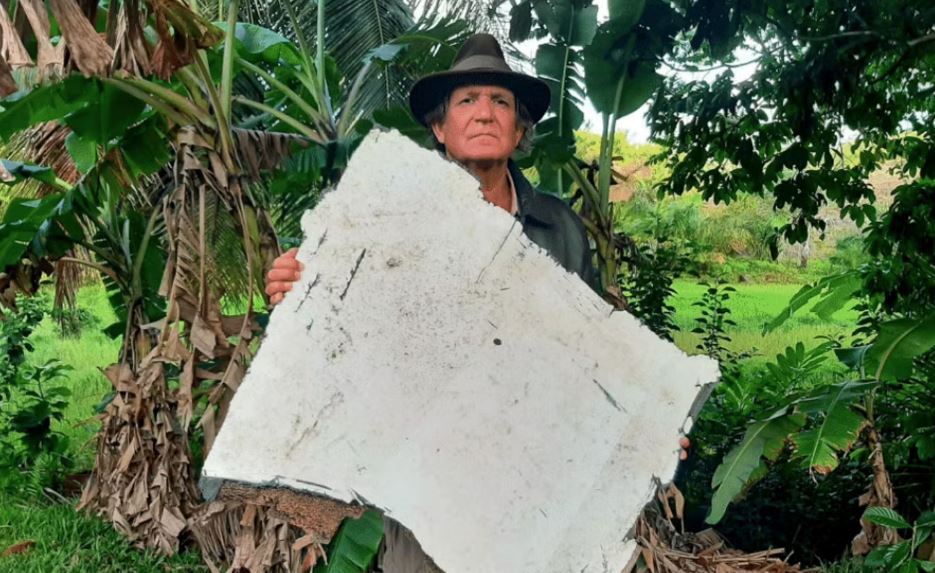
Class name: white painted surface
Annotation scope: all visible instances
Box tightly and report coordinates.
[202,130,719,573]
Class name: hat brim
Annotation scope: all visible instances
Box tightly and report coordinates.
[409,69,551,127]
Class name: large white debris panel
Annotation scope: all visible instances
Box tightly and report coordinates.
[201,130,720,573]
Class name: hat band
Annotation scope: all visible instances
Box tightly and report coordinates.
[451,54,514,74]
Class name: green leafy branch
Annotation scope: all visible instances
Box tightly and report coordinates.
[862,507,935,572]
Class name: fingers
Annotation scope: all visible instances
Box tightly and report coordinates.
[272,252,303,272]
[267,268,302,282]
[678,436,691,461]
[265,281,294,296]
[266,248,306,307]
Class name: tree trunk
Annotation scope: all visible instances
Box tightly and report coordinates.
[851,425,899,555]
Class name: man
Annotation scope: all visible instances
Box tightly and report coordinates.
[265,33,687,572]
[265,33,595,305]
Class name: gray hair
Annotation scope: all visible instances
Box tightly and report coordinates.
[424,90,536,154]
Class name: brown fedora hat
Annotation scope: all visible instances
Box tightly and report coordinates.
[409,33,551,126]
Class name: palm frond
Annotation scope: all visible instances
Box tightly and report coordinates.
[242,0,414,112]
[409,0,509,38]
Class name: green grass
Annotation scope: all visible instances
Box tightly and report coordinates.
[25,284,120,470]
[0,492,207,573]
[669,279,859,363]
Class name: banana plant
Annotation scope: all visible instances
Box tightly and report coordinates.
[705,310,935,533]
[509,0,683,306]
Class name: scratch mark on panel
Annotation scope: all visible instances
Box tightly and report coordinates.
[592,379,625,413]
[339,249,367,301]
[476,219,517,283]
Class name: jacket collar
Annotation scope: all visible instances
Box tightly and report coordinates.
[509,160,557,227]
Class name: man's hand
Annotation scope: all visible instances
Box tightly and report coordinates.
[679,436,691,461]
[265,248,304,306]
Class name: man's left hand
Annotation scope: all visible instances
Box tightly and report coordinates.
[679,437,691,461]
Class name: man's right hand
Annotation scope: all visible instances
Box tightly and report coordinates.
[265,248,304,306]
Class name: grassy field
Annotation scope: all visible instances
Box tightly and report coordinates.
[669,279,859,363]
[0,277,860,571]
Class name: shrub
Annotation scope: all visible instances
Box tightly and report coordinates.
[620,242,686,341]
[0,295,75,495]
[0,359,75,494]
[49,305,99,338]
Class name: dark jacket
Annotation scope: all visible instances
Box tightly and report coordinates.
[509,161,597,291]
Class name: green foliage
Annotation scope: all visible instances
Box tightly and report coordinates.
[863,180,935,317]
[63,83,147,146]
[582,0,677,117]
[616,189,705,259]
[0,294,46,382]
[253,0,422,117]
[0,159,61,188]
[704,368,869,524]
[863,507,912,530]
[216,21,302,65]
[789,380,872,474]
[0,76,95,141]
[508,0,686,295]
[620,242,684,341]
[521,0,596,194]
[649,0,932,247]
[313,510,384,573]
[3,360,74,458]
[765,271,862,334]
[862,507,935,573]
[692,281,738,361]
[707,412,805,524]
[829,235,869,273]
[0,296,75,494]
[573,130,661,164]
[866,312,935,382]
[49,305,99,338]
[705,298,935,526]
[0,192,79,270]
[764,340,836,387]
[615,186,793,277]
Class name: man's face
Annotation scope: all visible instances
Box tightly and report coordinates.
[431,84,525,164]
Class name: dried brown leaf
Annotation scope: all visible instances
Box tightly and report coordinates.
[0,54,17,96]
[49,0,114,76]
[159,507,187,538]
[18,0,64,72]
[112,0,153,75]
[114,436,138,474]
[149,0,222,78]
[0,5,33,67]
[178,358,195,429]
[1,540,36,557]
